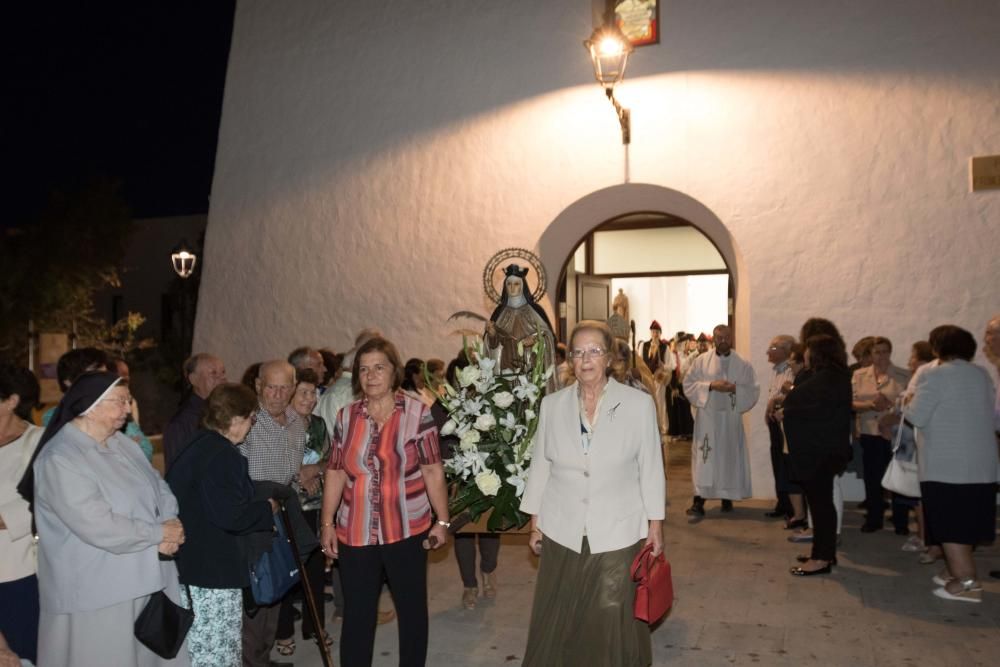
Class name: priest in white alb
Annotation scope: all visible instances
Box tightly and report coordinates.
[682,324,759,519]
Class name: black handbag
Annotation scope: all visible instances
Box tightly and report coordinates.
[134,585,194,659]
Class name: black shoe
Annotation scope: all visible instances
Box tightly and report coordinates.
[796,555,837,565]
[790,564,832,576]
[765,509,787,518]
[686,497,705,520]
[989,570,1000,580]
[860,524,882,533]
[784,517,808,530]
[720,500,734,512]
[894,527,910,536]
[686,503,705,516]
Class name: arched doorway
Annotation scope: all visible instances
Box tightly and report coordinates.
[556,212,732,344]
[535,183,748,351]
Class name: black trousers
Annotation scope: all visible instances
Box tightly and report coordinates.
[0,574,38,664]
[339,532,429,667]
[669,388,694,437]
[454,533,500,588]
[276,508,327,641]
[242,601,281,667]
[767,420,791,504]
[799,460,838,562]
[276,547,327,640]
[860,434,892,527]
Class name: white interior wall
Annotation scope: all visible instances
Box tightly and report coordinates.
[197,0,1000,499]
[594,227,727,274]
[612,275,729,342]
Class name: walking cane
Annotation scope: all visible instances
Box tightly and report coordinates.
[279,503,335,667]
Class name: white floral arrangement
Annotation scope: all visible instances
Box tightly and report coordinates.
[437,336,551,531]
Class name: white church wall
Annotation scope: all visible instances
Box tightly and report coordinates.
[198,0,1000,498]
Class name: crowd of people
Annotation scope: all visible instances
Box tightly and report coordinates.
[757,317,1000,596]
[0,312,997,666]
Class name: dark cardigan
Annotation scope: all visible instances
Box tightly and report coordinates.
[166,430,274,589]
[781,366,853,482]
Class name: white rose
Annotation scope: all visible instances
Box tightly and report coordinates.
[474,413,496,431]
[475,470,502,497]
[525,408,536,421]
[440,419,457,436]
[457,365,480,388]
[460,429,481,451]
[492,391,515,409]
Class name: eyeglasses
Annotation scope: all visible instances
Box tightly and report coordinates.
[101,396,133,408]
[570,348,607,361]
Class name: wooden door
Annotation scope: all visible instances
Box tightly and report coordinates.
[576,274,612,322]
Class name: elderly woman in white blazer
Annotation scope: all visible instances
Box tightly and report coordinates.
[521,320,665,667]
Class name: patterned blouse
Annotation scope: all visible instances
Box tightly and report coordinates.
[327,391,441,546]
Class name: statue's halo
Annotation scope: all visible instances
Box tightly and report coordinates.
[482,247,547,305]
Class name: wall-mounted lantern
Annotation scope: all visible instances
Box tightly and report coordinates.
[584,23,634,144]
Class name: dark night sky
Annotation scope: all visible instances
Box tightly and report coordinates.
[5,2,236,226]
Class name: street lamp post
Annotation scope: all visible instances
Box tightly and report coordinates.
[170,241,197,279]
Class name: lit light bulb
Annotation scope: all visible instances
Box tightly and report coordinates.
[599,37,623,56]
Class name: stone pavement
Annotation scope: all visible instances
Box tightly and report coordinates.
[282,440,1000,666]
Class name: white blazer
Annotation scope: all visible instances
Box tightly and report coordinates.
[520,378,666,554]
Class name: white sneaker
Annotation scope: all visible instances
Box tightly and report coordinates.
[902,536,925,552]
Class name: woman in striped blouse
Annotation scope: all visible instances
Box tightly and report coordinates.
[319,336,450,667]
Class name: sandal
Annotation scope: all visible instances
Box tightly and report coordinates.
[275,639,295,656]
[305,631,334,647]
[932,578,982,603]
[784,518,808,530]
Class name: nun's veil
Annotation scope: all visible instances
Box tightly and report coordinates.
[16,371,121,514]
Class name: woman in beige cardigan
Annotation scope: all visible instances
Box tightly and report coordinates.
[521,320,665,667]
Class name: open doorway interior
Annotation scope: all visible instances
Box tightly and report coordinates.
[557,212,732,347]
[610,275,729,342]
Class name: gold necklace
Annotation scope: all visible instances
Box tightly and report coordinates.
[367,397,394,425]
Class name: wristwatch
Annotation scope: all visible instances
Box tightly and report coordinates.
[436,519,451,529]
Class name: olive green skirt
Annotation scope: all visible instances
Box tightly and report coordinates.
[523,536,651,667]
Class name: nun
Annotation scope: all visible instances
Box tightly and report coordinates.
[18,371,190,666]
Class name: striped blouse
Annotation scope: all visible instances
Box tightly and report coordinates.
[327,391,441,546]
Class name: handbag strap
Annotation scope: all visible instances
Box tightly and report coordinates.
[631,543,655,581]
[173,554,195,616]
[891,412,905,453]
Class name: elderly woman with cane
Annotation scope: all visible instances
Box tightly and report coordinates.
[521,320,665,667]
[166,383,280,666]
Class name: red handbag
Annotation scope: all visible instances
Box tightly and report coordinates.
[630,543,673,623]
